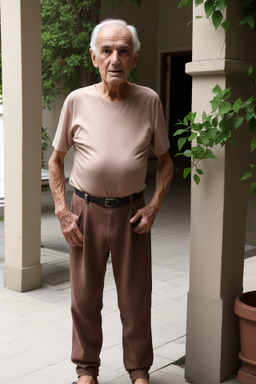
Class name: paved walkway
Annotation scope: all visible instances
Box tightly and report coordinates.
[0,173,255,384]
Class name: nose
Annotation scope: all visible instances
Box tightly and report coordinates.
[111,50,119,66]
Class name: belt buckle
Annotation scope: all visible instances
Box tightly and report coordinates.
[105,198,119,208]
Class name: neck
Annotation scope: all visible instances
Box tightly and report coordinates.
[96,81,133,102]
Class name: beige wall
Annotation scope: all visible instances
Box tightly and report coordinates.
[158,0,192,51]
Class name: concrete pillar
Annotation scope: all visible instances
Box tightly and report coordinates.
[1,0,42,292]
[185,2,256,383]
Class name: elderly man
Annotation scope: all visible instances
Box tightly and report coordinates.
[49,19,173,384]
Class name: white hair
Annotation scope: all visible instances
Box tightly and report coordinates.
[90,19,141,55]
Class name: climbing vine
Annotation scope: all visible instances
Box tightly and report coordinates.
[175,0,256,196]
[175,67,256,193]
[178,0,256,30]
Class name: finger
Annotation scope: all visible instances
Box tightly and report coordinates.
[130,211,141,224]
[133,225,150,234]
[133,215,153,234]
[133,220,147,234]
[66,232,83,247]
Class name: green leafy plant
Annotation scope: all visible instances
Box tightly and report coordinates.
[176,0,256,196]
[174,66,256,194]
[41,126,50,168]
[178,0,256,31]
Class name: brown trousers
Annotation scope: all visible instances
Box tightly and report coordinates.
[69,191,153,382]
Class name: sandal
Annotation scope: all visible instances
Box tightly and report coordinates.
[71,378,98,384]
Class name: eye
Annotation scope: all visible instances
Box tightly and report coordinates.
[119,48,129,56]
[102,48,111,55]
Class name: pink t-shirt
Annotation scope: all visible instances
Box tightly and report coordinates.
[53,84,170,197]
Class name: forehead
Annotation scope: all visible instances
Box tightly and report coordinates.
[97,24,133,49]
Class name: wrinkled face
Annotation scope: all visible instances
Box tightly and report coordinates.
[90,24,139,87]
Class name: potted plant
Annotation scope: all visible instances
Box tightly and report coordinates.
[234,291,256,383]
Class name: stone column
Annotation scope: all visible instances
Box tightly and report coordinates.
[185,2,256,383]
[1,0,42,292]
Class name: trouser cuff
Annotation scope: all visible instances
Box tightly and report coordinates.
[129,369,150,382]
[76,366,98,379]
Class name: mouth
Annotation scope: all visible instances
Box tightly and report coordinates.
[108,70,123,74]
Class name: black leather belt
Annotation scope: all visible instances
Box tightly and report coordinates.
[75,188,143,208]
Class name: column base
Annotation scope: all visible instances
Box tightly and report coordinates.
[4,263,42,292]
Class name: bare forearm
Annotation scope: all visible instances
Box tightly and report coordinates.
[48,150,83,247]
[48,152,68,214]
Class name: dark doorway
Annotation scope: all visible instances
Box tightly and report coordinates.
[160,52,192,158]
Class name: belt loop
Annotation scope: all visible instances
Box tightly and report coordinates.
[84,193,89,205]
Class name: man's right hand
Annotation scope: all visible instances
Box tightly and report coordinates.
[56,207,84,247]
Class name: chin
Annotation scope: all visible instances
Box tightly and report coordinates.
[107,78,126,86]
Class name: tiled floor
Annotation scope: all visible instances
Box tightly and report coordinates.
[0,171,254,384]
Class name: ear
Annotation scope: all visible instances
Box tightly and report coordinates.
[90,48,98,68]
[132,51,140,69]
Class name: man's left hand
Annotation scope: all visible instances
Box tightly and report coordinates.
[130,205,157,234]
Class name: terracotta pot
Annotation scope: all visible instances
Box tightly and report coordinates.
[234,291,256,384]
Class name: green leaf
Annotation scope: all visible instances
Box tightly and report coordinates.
[234,117,244,130]
[210,100,219,112]
[188,132,197,141]
[248,183,256,196]
[239,15,255,29]
[245,110,256,122]
[183,115,189,125]
[221,20,229,31]
[195,0,204,5]
[212,10,223,29]
[192,145,205,159]
[193,174,201,185]
[174,129,188,136]
[229,137,236,147]
[241,172,253,181]
[188,111,197,124]
[241,96,255,108]
[183,149,192,157]
[248,65,254,77]
[219,101,232,115]
[183,167,191,179]
[212,84,222,94]
[251,136,256,152]
[233,98,242,113]
[178,0,193,7]
[178,137,188,151]
[204,0,216,18]
[216,0,226,11]
[212,116,218,127]
[221,88,231,100]
[196,168,204,175]
[202,149,218,160]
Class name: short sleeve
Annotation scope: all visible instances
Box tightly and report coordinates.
[52,96,74,152]
[150,99,170,155]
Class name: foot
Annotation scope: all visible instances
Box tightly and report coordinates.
[134,380,149,384]
[77,375,96,384]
